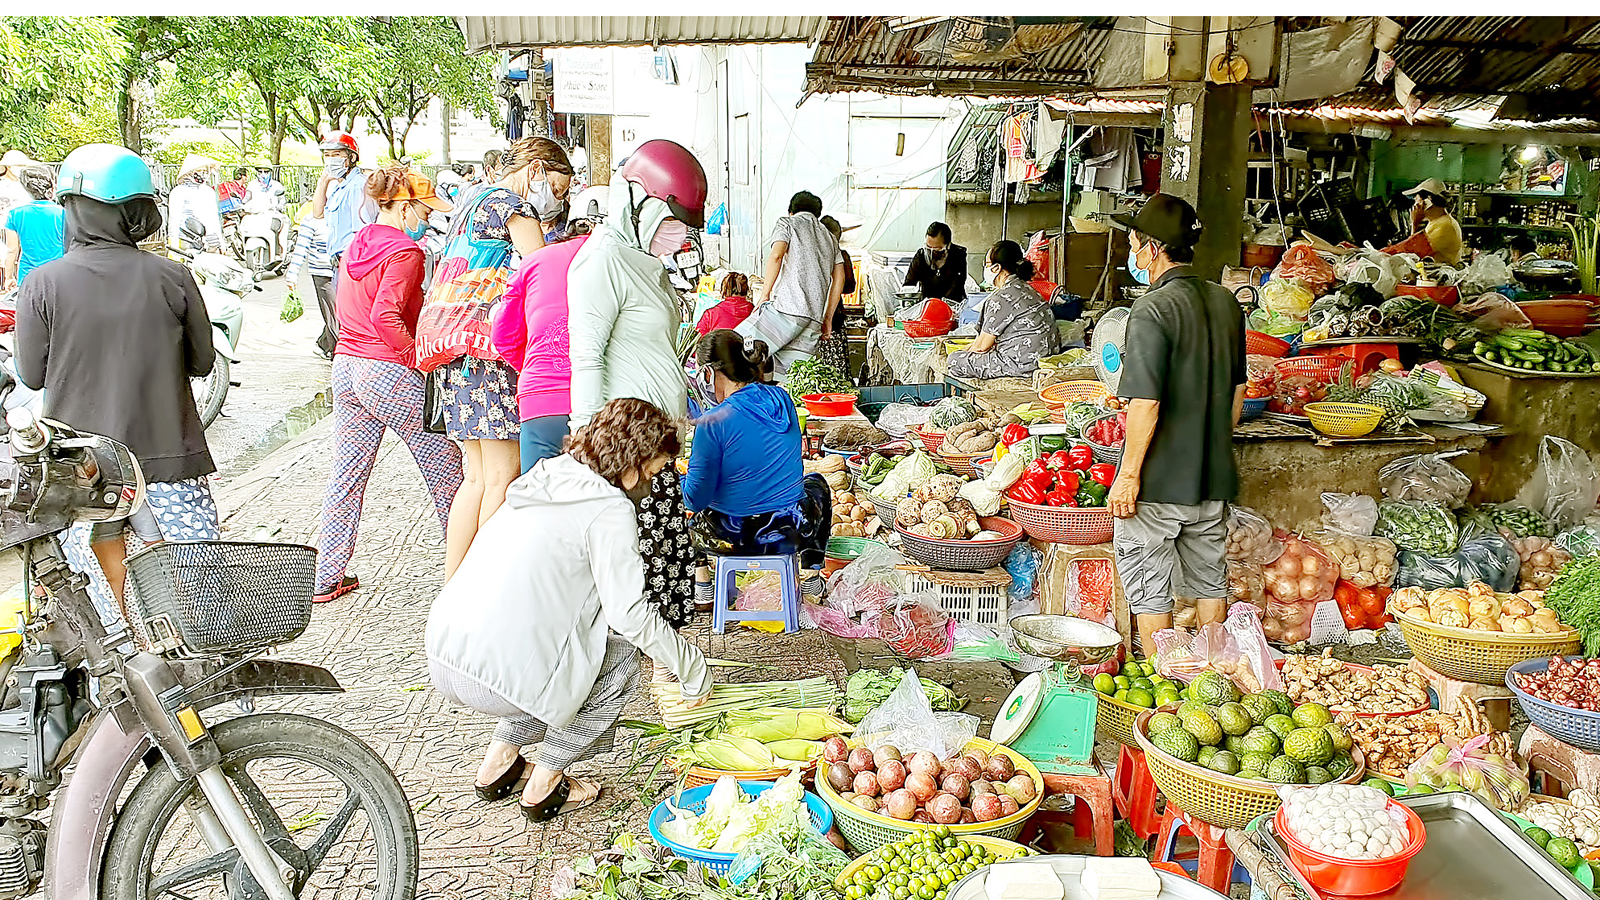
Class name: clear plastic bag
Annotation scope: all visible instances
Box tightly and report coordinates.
[728,813,851,887]
[1394,532,1520,592]
[1378,452,1474,507]
[1248,306,1307,338]
[735,571,788,634]
[1458,292,1532,329]
[855,665,979,759]
[1556,524,1600,559]
[1405,734,1529,812]
[1228,560,1267,611]
[1321,492,1380,536]
[1455,254,1517,298]
[1227,505,1285,565]
[1272,244,1338,295]
[1004,544,1040,604]
[1310,528,1398,589]
[826,543,908,618]
[1375,500,1461,556]
[1260,278,1316,319]
[943,622,1021,664]
[1514,436,1600,531]
[1155,606,1282,693]
[876,593,953,659]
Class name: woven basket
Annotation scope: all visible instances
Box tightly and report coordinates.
[1507,657,1600,753]
[1274,355,1347,382]
[1134,708,1366,830]
[835,835,1029,892]
[673,760,817,788]
[1394,609,1579,685]
[1304,402,1384,438]
[648,781,834,875]
[1096,693,1145,745]
[913,426,947,454]
[1040,380,1110,408]
[816,737,1043,853]
[935,447,985,477]
[1006,498,1113,545]
[1246,330,1292,358]
[896,517,1023,572]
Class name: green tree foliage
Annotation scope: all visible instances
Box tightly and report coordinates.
[0,17,125,158]
[361,17,498,159]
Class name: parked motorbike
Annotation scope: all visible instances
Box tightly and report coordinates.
[0,407,418,898]
[239,192,289,279]
[173,218,250,429]
[218,210,245,263]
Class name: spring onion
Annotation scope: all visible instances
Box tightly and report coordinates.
[649,677,839,729]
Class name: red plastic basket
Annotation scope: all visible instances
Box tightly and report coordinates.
[912,426,947,454]
[1274,800,1425,896]
[935,447,985,477]
[802,393,858,418]
[1274,355,1347,382]
[1394,284,1460,308]
[1005,499,1113,545]
[1246,330,1292,358]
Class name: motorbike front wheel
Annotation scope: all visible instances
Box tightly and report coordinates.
[101,713,418,899]
[191,355,229,429]
[245,246,268,278]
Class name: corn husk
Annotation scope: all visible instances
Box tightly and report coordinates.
[724,708,854,742]
[682,736,774,771]
[764,739,823,763]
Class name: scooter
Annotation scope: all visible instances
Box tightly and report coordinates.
[239,191,289,279]
[0,408,418,897]
[173,217,251,429]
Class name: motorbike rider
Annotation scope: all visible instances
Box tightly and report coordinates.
[168,154,225,252]
[312,130,376,288]
[246,164,287,212]
[14,144,220,612]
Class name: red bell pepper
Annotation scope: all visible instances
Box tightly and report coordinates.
[1054,470,1081,493]
[1000,423,1030,447]
[1088,463,1117,488]
[1045,485,1079,507]
[1007,480,1047,505]
[1067,444,1094,470]
[1046,449,1075,471]
[1022,459,1053,491]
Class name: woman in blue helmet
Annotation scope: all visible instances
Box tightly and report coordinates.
[14,144,220,610]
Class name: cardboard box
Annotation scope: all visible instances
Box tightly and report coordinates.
[1030,539,1132,652]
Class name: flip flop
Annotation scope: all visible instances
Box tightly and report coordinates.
[313,575,359,604]
[519,776,602,822]
[474,754,526,803]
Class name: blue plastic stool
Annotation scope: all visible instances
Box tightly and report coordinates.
[711,554,800,634]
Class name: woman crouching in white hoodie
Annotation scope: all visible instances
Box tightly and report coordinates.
[426,397,713,821]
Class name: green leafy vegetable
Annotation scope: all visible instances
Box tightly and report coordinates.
[843,668,966,723]
[783,359,853,401]
[927,396,978,430]
[1547,555,1600,657]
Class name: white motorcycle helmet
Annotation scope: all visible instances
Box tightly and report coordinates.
[572,185,610,222]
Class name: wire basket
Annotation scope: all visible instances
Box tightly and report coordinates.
[1096,692,1145,745]
[1304,402,1385,438]
[905,570,1009,625]
[1134,708,1366,830]
[1507,657,1600,753]
[1240,396,1270,421]
[816,737,1043,853]
[913,426,947,454]
[124,541,315,658]
[835,836,1030,892]
[1039,380,1110,408]
[935,447,985,477]
[1005,498,1113,545]
[1246,330,1292,358]
[1393,610,1579,685]
[896,517,1023,572]
[648,781,834,875]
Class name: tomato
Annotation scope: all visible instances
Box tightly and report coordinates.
[1340,603,1366,630]
[1359,588,1387,616]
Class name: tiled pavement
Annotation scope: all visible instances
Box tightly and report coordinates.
[218,421,850,898]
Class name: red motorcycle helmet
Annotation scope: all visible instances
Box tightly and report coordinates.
[319,131,360,159]
[619,139,707,228]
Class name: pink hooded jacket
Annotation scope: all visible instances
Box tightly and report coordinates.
[335,224,425,367]
[490,236,587,420]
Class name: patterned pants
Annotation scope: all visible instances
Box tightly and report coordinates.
[429,636,640,771]
[315,356,464,591]
[636,468,695,628]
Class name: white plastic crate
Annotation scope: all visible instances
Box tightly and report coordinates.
[905,570,1009,626]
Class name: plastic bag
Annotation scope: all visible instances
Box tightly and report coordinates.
[1515,436,1600,531]
[735,571,787,634]
[1155,606,1282,692]
[727,814,850,886]
[1405,734,1529,812]
[876,593,952,659]
[1247,306,1307,338]
[942,622,1021,664]
[1458,292,1532,329]
[1272,244,1339,295]
[1335,252,1402,298]
[1311,528,1397,589]
[855,665,978,759]
[1263,594,1316,645]
[1379,452,1474,507]
[1228,560,1267,611]
[1556,524,1600,558]
[826,542,907,618]
[1395,532,1519,592]
[1227,505,1284,565]
[1245,354,1281,393]
[1320,492,1380,536]
[1260,278,1316,319]
[1455,254,1516,298]
[1067,557,1118,630]
[1376,500,1461,555]
[1004,544,1040,604]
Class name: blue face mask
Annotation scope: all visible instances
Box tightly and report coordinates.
[405,208,428,242]
[1127,247,1151,286]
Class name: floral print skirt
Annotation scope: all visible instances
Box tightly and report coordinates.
[636,468,695,628]
[442,356,522,441]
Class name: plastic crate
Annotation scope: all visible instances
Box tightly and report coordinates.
[905,569,1010,626]
[858,383,952,424]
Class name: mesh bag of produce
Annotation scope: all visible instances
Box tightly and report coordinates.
[1378,452,1474,507]
[1226,505,1284,565]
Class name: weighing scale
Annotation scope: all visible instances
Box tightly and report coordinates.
[991,615,1122,776]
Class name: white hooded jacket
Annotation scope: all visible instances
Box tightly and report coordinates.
[425,454,711,728]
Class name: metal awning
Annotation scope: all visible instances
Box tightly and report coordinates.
[455,16,824,53]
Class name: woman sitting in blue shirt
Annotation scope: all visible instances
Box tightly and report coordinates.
[684,330,831,600]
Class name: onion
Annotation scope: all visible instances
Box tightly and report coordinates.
[1298,576,1321,599]
[1531,550,1554,568]
[877,759,907,792]
[1301,554,1322,577]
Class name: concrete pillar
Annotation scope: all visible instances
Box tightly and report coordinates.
[440,100,452,164]
[587,114,612,186]
[1160,81,1251,280]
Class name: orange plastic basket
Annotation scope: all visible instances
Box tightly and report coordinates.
[1005,498,1113,545]
[1274,355,1348,382]
[1246,330,1292,358]
[1039,380,1111,408]
[912,426,946,454]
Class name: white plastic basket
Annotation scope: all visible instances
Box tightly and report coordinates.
[905,570,1009,626]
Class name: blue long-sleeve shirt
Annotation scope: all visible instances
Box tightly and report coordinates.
[683,382,805,517]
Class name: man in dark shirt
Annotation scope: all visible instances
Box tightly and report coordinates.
[1108,194,1246,654]
[903,221,968,303]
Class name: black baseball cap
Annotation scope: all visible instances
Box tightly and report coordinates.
[1110,193,1204,250]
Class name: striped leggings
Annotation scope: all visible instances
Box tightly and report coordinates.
[315,355,463,591]
[429,636,641,772]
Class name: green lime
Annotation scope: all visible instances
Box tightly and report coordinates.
[1407,784,1435,795]
[1525,826,1552,849]
[1120,662,1141,678]
[1114,689,1129,703]
[1114,675,1131,690]
[1126,688,1156,709]
[1094,673,1116,694]
[1362,777,1395,796]
[1132,677,1155,693]
[1548,836,1582,870]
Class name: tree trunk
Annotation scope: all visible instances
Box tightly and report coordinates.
[118,79,142,154]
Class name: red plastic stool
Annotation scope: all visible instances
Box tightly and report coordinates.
[1031,759,1116,856]
[1315,341,1401,376]
[1153,804,1251,894]
[1113,745,1163,840]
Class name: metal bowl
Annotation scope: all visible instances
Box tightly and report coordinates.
[1009,615,1121,667]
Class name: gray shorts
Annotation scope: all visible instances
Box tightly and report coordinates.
[1113,500,1229,616]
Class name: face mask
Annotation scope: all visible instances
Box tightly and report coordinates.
[259,174,271,184]
[985,265,1001,284]
[527,170,562,222]
[1127,247,1151,286]
[404,206,428,242]
[651,219,689,257]
[324,158,350,178]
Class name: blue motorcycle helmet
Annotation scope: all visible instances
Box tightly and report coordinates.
[55,143,158,204]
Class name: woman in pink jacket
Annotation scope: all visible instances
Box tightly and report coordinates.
[491,224,592,473]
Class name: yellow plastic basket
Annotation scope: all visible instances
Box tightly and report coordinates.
[835,835,1029,892]
[1096,693,1144,746]
[816,737,1044,853]
[1393,610,1580,685]
[1133,708,1366,830]
[1303,402,1384,438]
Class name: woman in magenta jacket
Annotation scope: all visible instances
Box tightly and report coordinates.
[491,225,592,473]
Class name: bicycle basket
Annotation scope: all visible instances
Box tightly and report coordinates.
[124,541,316,658]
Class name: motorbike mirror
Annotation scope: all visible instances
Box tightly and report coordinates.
[182,216,207,238]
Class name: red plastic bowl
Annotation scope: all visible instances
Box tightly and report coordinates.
[1275,799,1426,896]
[1394,284,1460,307]
[801,393,858,418]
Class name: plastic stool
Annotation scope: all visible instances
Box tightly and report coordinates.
[1314,341,1401,376]
[1037,759,1116,856]
[711,554,800,634]
[1113,744,1163,840]
[1154,804,1250,894]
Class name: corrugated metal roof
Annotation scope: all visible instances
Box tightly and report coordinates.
[455,17,823,53]
[1381,16,1600,119]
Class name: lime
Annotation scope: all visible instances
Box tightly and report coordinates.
[1407,784,1435,795]
[1113,675,1131,690]
[1548,836,1582,870]
[1093,673,1116,695]
[1126,688,1156,709]
[1362,777,1394,796]
[1114,689,1129,703]
[1132,677,1155,693]
[1525,826,1552,849]
[1120,662,1141,678]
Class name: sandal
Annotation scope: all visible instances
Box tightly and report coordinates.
[519,776,602,822]
[474,754,526,803]
[313,575,359,604]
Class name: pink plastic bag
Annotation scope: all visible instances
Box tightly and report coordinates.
[1405,734,1529,811]
[1153,606,1283,693]
[1271,244,1337,295]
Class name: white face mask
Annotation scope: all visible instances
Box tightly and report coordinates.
[651,219,689,257]
[526,166,561,221]
[985,264,1002,284]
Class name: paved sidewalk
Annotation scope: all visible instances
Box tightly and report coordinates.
[222,420,847,899]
